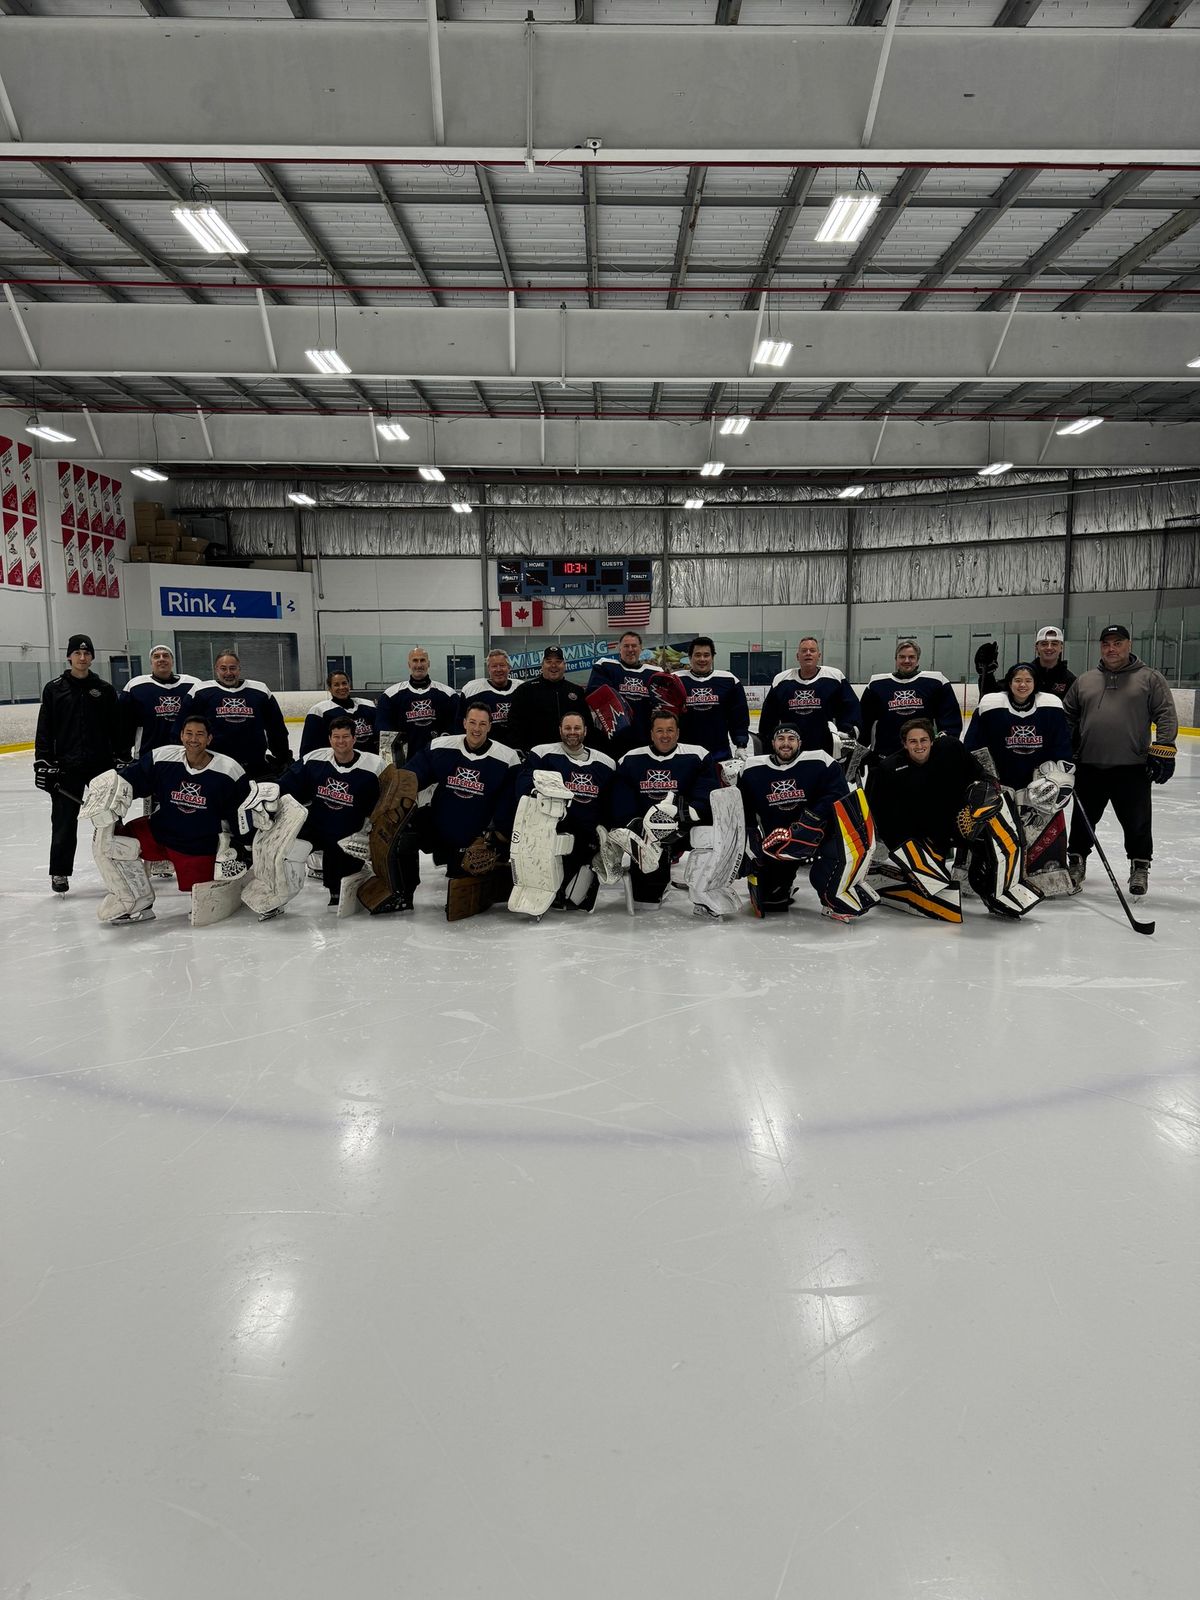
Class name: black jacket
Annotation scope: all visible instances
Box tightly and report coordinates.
[866,737,989,854]
[507,674,597,754]
[35,671,126,771]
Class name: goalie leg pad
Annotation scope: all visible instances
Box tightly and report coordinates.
[685,786,746,918]
[592,826,632,885]
[359,767,421,913]
[968,793,1042,918]
[508,791,575,918]
[306,849,324,881]
[746,859,796,916]
[242,794,311,919]
[337,866,370,917]
[93,824,156,924]
[809,788,879,919]
[190,871,248,927]
[872,837,962,922]
[1022,808,1075,897]
[447,865,511,922]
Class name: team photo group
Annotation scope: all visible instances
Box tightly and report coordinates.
[32,619,1179,930]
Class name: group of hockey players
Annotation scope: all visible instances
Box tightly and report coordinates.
[31,618,1178,930]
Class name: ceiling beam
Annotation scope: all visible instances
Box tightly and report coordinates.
[1136,268,1200,314]
[994,2,1044,23]
[1133,0,1195,24]
[741,168,816,311]
[821,169,928,311]
[1055,206,1200,311]
[2,23,1196,165]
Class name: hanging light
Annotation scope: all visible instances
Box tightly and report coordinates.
[306,349,351,375]
[131,467,169,482]
[287,492,316,506]
[837,484,866,499]
[977,462,1013,477]
[815,194,880,244]
[719,416,750,436]
[376,421,410,442]
[683,497,705,510]
[418,466,445,482]
[450,502,473,515]
[1056,417,1104,436]
[753,339,792,369]
[699,461,725,477]
[25,421,75,443]
[172,206,248,255]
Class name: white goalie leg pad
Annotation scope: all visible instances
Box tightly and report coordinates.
[190,832,250,927]
[242,794,311,918]
[685,786,746,917]
[592,826,631,885]
[93,824,155,924]
[508,790,574,918]
[306,849,324,881]
[337,866,371,917]
[82,770,134,828]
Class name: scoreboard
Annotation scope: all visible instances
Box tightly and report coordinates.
[496,557,653,598]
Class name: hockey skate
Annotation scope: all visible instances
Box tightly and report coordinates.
[1068,852,1087,892]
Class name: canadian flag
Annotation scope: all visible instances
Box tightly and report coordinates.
[500,599,543,629]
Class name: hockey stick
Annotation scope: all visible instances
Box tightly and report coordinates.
[1071,803,1154,936]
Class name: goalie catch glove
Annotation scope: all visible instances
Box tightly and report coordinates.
[642,795,680,844]
[761,808,824,863]
[955,778,1003,841]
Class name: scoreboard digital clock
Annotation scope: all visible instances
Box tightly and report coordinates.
[496,557,653,598]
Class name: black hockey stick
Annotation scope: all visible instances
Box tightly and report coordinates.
[1071,804,1155,936]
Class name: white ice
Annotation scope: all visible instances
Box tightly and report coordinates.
[2,745,1198,1600]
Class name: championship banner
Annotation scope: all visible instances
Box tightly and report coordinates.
[59,461,75,529]
[86,470,102,531]
[23,515,43,589]
[105,537,119,599]
[4,510,23,586]
[64,525,81,593]
[80,528,96,594]
[100,475,115,536]
[73,465,89,532]
[112,477,127,539]
[0,435,16,512]
[93,535,108,597]
[17,443,36,517]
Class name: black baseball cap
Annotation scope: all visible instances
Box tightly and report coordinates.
[66,634,94,656]
[1099,624,1131,642]
[543,645,565,660]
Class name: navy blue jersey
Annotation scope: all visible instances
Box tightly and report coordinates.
[119,745,250,857]
[522,743,617,827]
[280,747,384,844]
[675,669,750,756]
[585,658,660,745]
[612,742,719,828]
[738,749,850,838]
[120,672,201,757]
[964,691,1072,789]
[758,667,862,753]
[299,696,378,757]
[405,734,522,849]
[175,679,291,779]
[376,678,456,759]
[860,671,963,757]
[452,678,521,747]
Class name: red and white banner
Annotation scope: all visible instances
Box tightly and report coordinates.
[73,466,89,532]
[23,515,43,589]
[105,537,119,599]
[59,461,75,529]
[100,475,115,537]
[86,470,102,532]
[64,526,80,593]
[112,477,127,540]
[93,535,108,597]
[0,436,16,513]
[499,599,544,629]
[80,528,96,594]
[18,443,36,516]
[3,510,23,586]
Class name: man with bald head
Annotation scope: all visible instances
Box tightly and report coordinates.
[375,645,456,764]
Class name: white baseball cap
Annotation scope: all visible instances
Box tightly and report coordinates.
[1035,626,1064,643]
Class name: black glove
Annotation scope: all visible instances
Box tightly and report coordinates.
[34,759,60,794]
[973,641,999,675]
[262,751,292,780]
[1146,742,1176,784]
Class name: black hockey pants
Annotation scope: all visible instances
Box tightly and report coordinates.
[1068,762,1153,862]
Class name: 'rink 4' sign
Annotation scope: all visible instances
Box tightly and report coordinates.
[159,585,298,620]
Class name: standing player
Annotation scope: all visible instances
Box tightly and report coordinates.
[508,646,596,752]
[452,649,521,747]
[34,633,127,894]
[737,722,876,922]
[674,637,751,763]
[859,640,962,760]
[375,646,456,764]
[299,670,378,756]
[965,663,1076,896]
[586,631,660,753]
[278,716,384,907]
[610,709,719,908]
[510,710,617,914]
[758,637,863,762]
[176,650,292,780]
[975,625,1076,700]
[120,644,200,758]
[1062,624,1178,897]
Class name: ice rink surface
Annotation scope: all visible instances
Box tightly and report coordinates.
[2,743,1198,1600]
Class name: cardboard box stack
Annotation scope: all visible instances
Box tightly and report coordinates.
[132,503,208,565]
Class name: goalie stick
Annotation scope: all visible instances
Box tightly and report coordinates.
[1070,804,1155,937]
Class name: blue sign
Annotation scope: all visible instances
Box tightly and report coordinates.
[159,586,298,621]
[508,640,616,678]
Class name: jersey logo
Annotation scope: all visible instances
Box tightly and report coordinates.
[686,686,720,708]
[316,776,355,809]
[785,687,823,712]
[621,677,650,699]
[170,780,208,813]
[448,765,486,795]
[1004,724,1045,751]
[216,695,254,721]
[767,777,807,804]
[640,767,678,794]
[565,773,601,800]
[490,703,510,723]
[886,689,926,714]
[354,717,373,740]
[154,694,183,720]
[407,700,435,723]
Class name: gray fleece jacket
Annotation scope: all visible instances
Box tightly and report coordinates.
[1062,655,1178,767]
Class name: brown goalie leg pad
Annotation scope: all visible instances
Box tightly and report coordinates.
[367,767,419,879]
[445,865,512,922]
[357,875,414,915]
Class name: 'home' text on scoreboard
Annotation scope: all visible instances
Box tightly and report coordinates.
[496,558,654,599]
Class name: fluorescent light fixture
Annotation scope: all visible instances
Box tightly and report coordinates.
[131,467,169,482]
[305,348,351,375]
[1056,417,1104,436]
[1188,355,1200,369]
[450,501,473,515]
[699,461,725,477]
[172,206,248,255]
[815,193,881,244]
[683,497,705,510]
[753,339,793,369]
[25,423,75,443]
[287,492,316,506]
[719,416,750,436]
[376,421,410,442]
[977,461,1013,477]
[418,466,445,482]
[837,484,866,499]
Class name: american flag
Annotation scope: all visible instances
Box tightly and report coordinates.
[607,597,652,628]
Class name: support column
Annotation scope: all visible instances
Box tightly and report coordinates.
[1061,468,1075,636]
[660,492,670,645]
[479,486,492,656]
[844,504,857,674]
